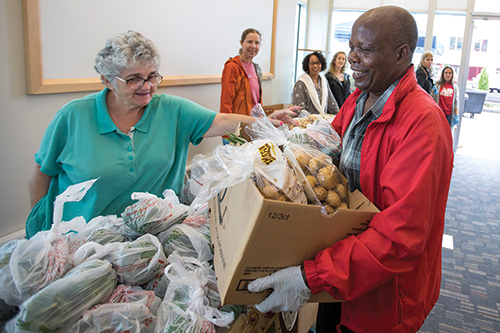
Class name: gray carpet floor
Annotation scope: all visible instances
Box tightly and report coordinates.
[419,113,500,332]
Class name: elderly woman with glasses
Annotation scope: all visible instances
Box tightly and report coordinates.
[292,51,339,115]
[26,30,297,238]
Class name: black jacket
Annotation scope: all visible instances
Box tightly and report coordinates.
[415,65,434,95]
[325,72,351,107]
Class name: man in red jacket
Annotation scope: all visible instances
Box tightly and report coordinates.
[249,5,454,333]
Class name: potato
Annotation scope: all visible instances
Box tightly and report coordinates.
[308,157,324,174]
[313,186,327,201]
[317,167,337,190]
[306,175,318,188]
[295,150,311,170]
[276,193,288,202]
[336,202,348,210]
[335,183,347,200]
[325,190,341,207]
[323,204,335,215]
[262,185,279,200]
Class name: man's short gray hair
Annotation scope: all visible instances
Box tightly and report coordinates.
[94,31,161,86]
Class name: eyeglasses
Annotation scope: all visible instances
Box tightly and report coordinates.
[116,74,163,89]
[309,61,321,66]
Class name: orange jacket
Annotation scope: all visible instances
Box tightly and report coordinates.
[220,55,262,115]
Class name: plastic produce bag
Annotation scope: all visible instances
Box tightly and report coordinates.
[0,239,25,307]
[86,228,130,245]
[67,284,161,333]
[2,179,97,306]
[189,138,306,215]
[287,124,341,166]
[79,214,137,243]
[142,270,170,299]
[122,189,189,235]
[13,259,117,333]
[158,223,213,262]
[106,234,167,285]
[289,109,335,129]
[245,105,347,215]
[155,254,235,332]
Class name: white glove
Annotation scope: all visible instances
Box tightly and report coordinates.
[248,265,311,313]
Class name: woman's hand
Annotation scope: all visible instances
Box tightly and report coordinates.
[268,106,301,126]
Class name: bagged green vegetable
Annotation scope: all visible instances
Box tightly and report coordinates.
[107,234,167,285]
[14,259,117,333]
[121,189,188,235]
[158,223,212,262]
[0,239,25,307]
[86,228,129,245]
[155,254,235,332]
[68,284,160,333]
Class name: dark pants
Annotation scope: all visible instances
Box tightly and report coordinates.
[316,303,354,333]
[446,114,452,127]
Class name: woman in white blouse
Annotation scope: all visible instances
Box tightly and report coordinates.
[292,51,339,115]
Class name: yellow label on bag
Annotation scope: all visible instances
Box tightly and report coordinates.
[258,142,277,165]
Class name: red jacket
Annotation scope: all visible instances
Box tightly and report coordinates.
[304,65,454,332]
[220,55,262,115]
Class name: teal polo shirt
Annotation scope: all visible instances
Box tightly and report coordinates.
[26,88,216,238]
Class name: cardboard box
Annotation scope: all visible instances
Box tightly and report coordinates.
[209,177,379,305]
[262,103,293,116]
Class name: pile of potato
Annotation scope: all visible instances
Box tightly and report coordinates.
[294,149,348,214]
[254,145,348,215]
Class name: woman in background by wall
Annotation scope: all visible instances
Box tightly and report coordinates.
[325,51,351,108]
[220,28,263,116]
[435,66,459,127]
[292,51,339,115]
[416,51,437,96]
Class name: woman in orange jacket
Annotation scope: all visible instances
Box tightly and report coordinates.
[220,28,263,116]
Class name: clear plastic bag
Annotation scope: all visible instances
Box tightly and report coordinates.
[287,124,341,166]
[3,179,98,306]
[142,270,170,299]
[0,240,25,307]
[245,105,348,215]
[67,284,161,333]
[106,234,167,285]
[12,259,117,333]
[155,254,235,332]
[121,189,189,235]
[158,223,213,263]
[188,138,307,215]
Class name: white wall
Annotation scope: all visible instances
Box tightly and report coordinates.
[0,0,297,240]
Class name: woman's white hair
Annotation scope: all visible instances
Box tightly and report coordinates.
[94,30,161,86]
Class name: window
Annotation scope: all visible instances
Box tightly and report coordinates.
[292,3,307,85]
[481,39,488,52]
[432,13,466,83]
[450,37,456,50]
[449,37,463,51]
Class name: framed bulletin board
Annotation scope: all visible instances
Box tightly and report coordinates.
[22,0,278,94]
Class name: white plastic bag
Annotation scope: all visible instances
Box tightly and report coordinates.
[0,240,25,307]
[158,223,213,262]
[122,189,189,235]
[156,254,235,330]
[189,138,306,215]
[245,105,347,214]
[68,284,161,333]
[106,234,167,285]
[12,259,117,333]
[4,179,97,306]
